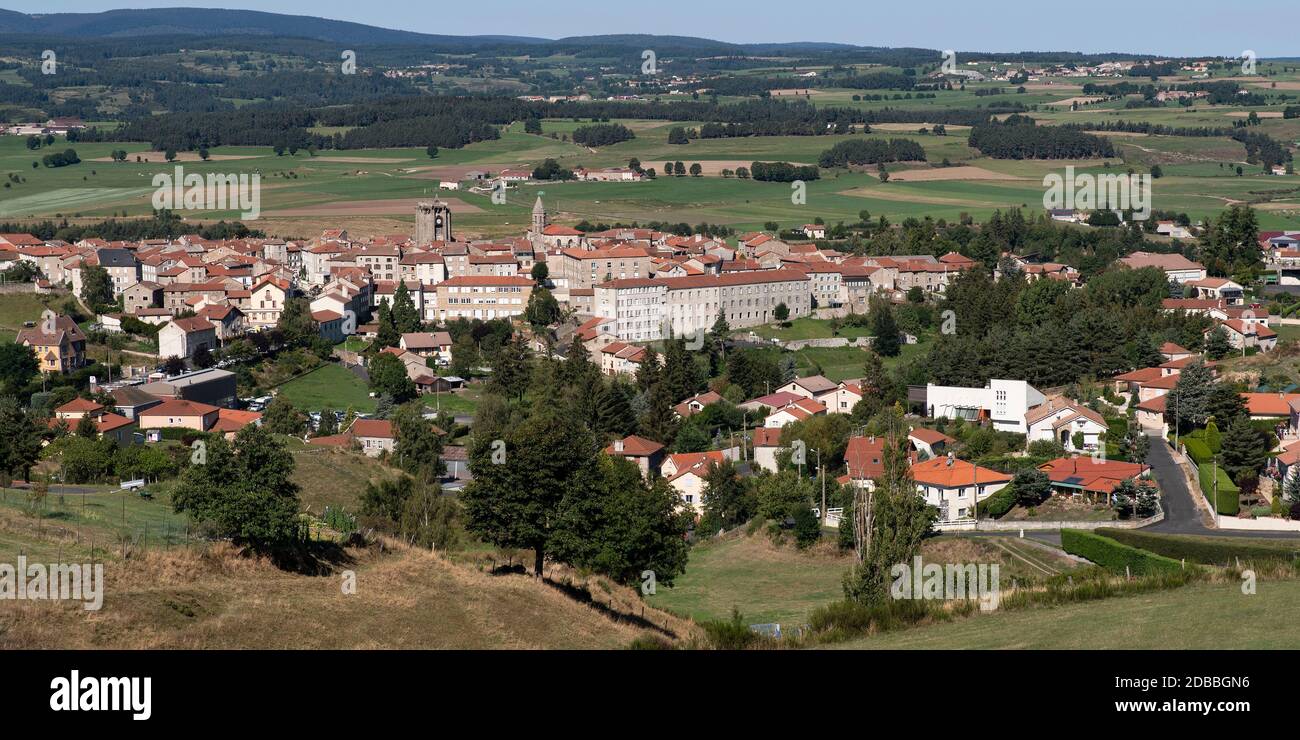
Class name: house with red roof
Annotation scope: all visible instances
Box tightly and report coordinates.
[911,456,1012,522]
[604,434,666,479]
[137,399,221,432]
[158,316,217,361]
[1037,456,1149,501]
[844,435,887,488]
[1025,397,1109,453]
[907,427,955,459]
[1207,319,1277,353]
[751,427,785,473]
[660,450,730,513]
[674,390,723,418]
[763,397,827,428]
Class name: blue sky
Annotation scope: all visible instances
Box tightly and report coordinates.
[32,1,1300,57]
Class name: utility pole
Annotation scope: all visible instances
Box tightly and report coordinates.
[816,448,826,523]
[1213,454,1220,528]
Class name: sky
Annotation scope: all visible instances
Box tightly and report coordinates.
[27,1,1300,57]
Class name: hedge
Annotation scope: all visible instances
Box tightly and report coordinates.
[1196,463,1240,516]
[976,486,1016,519]
[1182,437,1213,464]
[1096,528,1300,565]
[1060,529,1184,575]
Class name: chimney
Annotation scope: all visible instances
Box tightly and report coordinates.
[614,438,624,452]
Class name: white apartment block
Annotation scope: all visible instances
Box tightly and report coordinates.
[594,270,812,342]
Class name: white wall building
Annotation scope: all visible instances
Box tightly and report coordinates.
[925,379,1046,434]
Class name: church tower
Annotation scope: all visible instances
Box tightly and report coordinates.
[531,195,548,236]
[415,199,453,245]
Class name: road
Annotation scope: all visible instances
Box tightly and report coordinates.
[1143,432,1300,540]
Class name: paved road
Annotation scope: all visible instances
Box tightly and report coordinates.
[1144,431,1300,540]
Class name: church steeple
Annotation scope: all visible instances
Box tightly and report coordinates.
[531,195,547,235]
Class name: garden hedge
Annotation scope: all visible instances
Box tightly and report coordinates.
[1196,463,1240,516]
[1182,438,1213,464]
[1096,528,1300,565]
[1060,529,1184,575]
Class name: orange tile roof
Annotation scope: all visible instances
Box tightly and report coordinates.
[910,457,1011,488]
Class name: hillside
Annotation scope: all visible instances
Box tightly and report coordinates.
[0,540,693,649]
[830,581,1300,649]
[0,7,546,46]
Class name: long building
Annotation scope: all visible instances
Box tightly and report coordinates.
[594,269,812,341]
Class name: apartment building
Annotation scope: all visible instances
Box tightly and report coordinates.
[553,245,653,291]
[594,269,812,342]
[433,275,533,321]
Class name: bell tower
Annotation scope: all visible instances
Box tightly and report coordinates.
[531,195,548,236]
[415,199,453,244]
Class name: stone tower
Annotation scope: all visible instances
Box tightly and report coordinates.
[415,199,453,245]
[531,195,548,236]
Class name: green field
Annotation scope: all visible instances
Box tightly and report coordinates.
[647,534,849,625]
[275,361,482,416]
[275,362,377,413]
[650,532,1080,627]
[0,483,190,562]
[831,580,1300,649]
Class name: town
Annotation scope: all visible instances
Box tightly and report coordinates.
[1,4,1299,665]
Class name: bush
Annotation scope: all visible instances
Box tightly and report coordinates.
[1196,463,1240,515]
[1182,437,1212,464]
[1060,529,1183,576]
[1095,528,1300,566]
[793,506,821,549]
[975,486,1016,519]
[699,608,761,649]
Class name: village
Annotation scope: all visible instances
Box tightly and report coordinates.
[6,188,1300,540]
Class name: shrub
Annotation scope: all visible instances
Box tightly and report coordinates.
[975,486,1016,518]
[1196,463,1239,515]
[699,608,761,649]
[1060,529,1183,575]
[1182,437,1212,464]
[1096,528,1300,566]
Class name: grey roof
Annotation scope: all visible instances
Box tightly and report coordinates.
[97,248,138,268]
[111,385,162,407]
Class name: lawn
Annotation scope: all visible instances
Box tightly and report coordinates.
[285,438,400,513]
[747,317,872,342]
[0,291,60,332]
[646,534,851,626]
[275,362,377,413]
[791,338,927,382]
[649,532,1079,627]
[829,580,1300,649]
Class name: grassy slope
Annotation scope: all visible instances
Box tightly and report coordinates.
[830,580,1300,649]
[0,542,687,649]
[648,533,1081,626]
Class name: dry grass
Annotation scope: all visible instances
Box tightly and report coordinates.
[886,165,1026,182]
[0,539,696,649]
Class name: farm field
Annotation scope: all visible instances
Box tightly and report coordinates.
[6,85,1300,237]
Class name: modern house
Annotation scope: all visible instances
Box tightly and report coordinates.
[923,379,1046,434]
